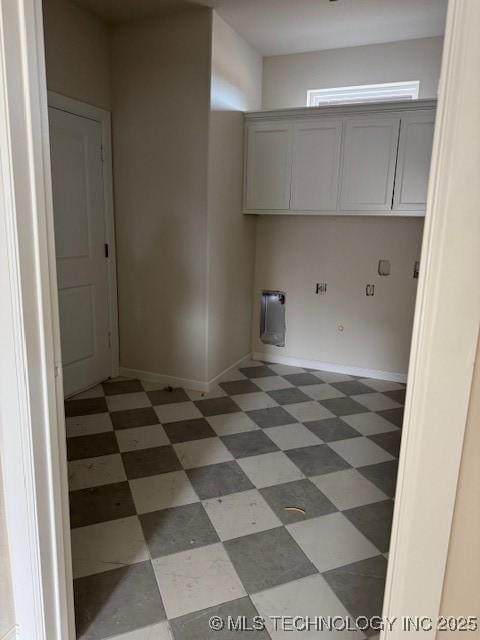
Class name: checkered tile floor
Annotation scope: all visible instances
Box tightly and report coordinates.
[65,360,405,640]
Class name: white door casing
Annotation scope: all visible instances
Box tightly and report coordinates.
[49,106,112,396]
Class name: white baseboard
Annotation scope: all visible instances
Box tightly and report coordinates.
[1,626,18,640]
[208,353,252,388]
[119,353,253,393]
[252,351,407,383]
[119,367,210,393]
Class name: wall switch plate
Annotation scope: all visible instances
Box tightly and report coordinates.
[378,259,391,276]
[315,282,327,295]
[366,284,375,296]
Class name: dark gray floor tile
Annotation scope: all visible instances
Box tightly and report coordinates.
[267,388,312,405]
[323,556,388,635]
[74,561,165,640]
[111,407,159,430]
[65,397,108,417]
[170,597,269,640]
[222,430,279,459]
[240,365,275,379]
[320,397,370,417]
[282,372,321,387]
[247,406,296,428]
[377,407,404,428]
[286,444,351,477]
[224,527,317,592]
[195,397,240,417]
[163,418,216,443]
[358,460,399,498]
[122,445,182,479]
[305,418,361,442]
[260,479,337,524]
[147,387,190,405]
[69,481,136,528]
[67,432,118,461]
[140,503,219,558]
[384,388,406,404]
[219,380,261,396]
[187,460,254,499]
[344,500,394,552]
[331,381,374,396]
[368,431,402,457]
[102,379,144,396]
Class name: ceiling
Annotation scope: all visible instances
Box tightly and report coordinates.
[75,0,448,57]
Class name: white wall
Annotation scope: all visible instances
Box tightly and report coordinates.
[207,13,262,380]
[253,217,423,376]
[111,8,212,384]
[263,37,443,110]
[42,0,111,110]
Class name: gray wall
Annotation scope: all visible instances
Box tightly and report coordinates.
[207,13,262,380]
[263,37,443,109]
[110,8,212,383]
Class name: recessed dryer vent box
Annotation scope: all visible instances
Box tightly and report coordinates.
[260,291,286,347]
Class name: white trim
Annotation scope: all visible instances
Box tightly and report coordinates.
[47,91,120,381]
[119,367,210,393]
[383,0,480,636]
[246,98,437,122]
[120,354,252,392]
[207,353,252,387]
[0,0,74,638]
[1,627,18,640]
[307,81,420,107]
[252,352,407,383]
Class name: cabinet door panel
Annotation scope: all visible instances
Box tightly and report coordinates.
[393,111,435,211]
[340,117,400,211]
[245,122,292,210]
[291,119,342,211]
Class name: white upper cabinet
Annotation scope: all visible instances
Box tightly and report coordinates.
[245,121,292,210]
[291,119,342,211]
[243,100,436,216]
[393,111,435,211]
[339,116,400,211]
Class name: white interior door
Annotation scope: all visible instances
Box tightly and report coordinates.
[49,106,111,397]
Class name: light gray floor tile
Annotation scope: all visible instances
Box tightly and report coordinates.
[260,479,337,524]
[71,516,149,578]
[287,512,379,572]
[328,437,394,467]
[106,392,151,413]
[299,383,346,401]
[116,424,169,452]
[66,413,113,438]
[234,392,278,412]
[153,543,246,619]
[264,423,323,450]
[285,401,335,423]
[130,470,199,514]
[154,402,202,424]
[203,489,281,540]
[207,412,259,436]
[238,452,304,488]
[351,392,401,412]
[342,412,399,436]
[311,469,388,511]
[68,454,126,491]
[174,437,233,468]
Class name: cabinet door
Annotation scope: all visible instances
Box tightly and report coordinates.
[245,121,292,211]
[291,119,342,211]
[393,111,435,211]
[340,116,400,211]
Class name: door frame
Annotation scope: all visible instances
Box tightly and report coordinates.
[0,1,479,640]
[48,91,120,393]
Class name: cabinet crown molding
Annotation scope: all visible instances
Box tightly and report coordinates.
[245,98,437,122]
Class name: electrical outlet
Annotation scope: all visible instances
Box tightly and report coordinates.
[378,259,391,276]
[413,261,420,279]
[366,284,375,296]
[315,282,327,295]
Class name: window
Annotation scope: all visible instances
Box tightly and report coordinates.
[307,81,420,107]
